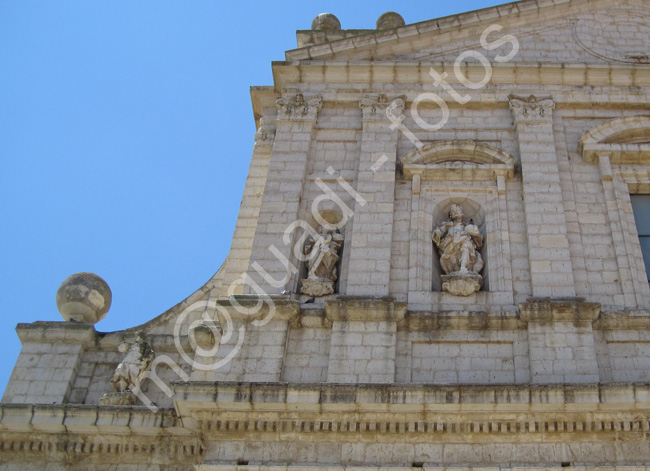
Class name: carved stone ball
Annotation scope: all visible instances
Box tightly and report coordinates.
[311,13,341,31]
[376,12,405,30]
[56,272,112,324]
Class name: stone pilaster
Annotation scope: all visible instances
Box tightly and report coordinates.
[245,92,322,294]
[325,297,406,383]
[222,114,275,293]
[509,95,575,298]
[595,153,642,308]
[345,95,403,296]
[1,322,96,404]
[520,298,600,383]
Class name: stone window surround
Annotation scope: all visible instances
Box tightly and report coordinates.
[401,141,517,311]
[580,115,650,309]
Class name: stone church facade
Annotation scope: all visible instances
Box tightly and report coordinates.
[3,0,650,469]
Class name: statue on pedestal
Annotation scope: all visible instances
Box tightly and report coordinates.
[300,227,344,297]
[432,204,484,296]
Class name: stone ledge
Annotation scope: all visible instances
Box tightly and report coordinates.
[216,296,300,323]
[399,310,524,331]
[596,310,650,330]
[0,403,191,435]
[15,321,97,346]
[519,298,601,324]
[324,297,407,322]
[175,382,650,440]
[0,404,203,464]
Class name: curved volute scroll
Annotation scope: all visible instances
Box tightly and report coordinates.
[579,115,650,164]
[401,140,517,182]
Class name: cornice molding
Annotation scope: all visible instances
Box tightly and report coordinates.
[0,404,202,464]
[174,381,650,439]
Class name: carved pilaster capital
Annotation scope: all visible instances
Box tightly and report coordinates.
[359,94,405,121]
[508,94,555,124]
[276,93,322,121]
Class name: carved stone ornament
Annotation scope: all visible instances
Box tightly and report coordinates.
[508,94,555,123]
[301,227,344,297]
[100,331,155,405]
[432,204,484,296]
[276,93,322,121]
[254,116,276,145]
[359,94,405,120]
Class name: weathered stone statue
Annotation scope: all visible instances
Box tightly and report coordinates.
[100,331,155,405]
[300,227,344,297]
[432,204,484,296]
[111,331,155,392]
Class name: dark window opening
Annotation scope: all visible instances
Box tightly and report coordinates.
[631,195,650,282]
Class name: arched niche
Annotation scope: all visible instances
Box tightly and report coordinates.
[298,204,346,296]
[403,140,516,308]
[579,115,650,164]
[431,198,488,292]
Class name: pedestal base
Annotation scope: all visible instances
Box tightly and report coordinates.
[99,391,136,406]
[301,279,335,297]
[441,272,483,296]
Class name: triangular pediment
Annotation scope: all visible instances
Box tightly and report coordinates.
[286,0,650,66]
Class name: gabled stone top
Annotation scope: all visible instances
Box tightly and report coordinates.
[287,0,605,61]
[298,11,406,48]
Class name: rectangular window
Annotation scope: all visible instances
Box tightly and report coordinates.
[631,194,650,282]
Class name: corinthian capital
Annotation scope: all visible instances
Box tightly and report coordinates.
[508,94,555,124]
[276,93,322,121]
[360,93,405,120]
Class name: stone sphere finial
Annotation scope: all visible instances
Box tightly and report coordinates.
[376,12,405,30]
[311,13,341,31]
[56,272,112,324]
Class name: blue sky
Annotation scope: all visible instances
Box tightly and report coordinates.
[0,0,505,396]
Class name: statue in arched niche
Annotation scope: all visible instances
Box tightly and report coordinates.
[432,204,484,296]
[301,226,344,297]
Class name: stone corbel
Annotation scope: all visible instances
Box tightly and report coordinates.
[359,93,405,121]
[276,93,322,121]
[508,94,555,125]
